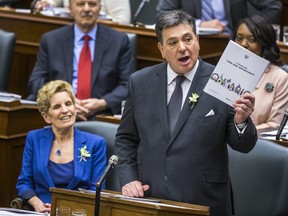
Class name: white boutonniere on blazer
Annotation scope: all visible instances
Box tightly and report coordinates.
[189,93,199,109]
[78,145,91,162]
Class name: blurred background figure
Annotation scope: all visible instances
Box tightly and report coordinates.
[33,0,131,24]
[27,0,133,121]
[16,80,106,213]
[234,15,288,132]
[156,0,283,34]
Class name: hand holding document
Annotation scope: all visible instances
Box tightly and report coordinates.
[204,40,269,106]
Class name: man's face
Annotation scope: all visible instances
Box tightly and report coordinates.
[69,0,101,33]
[157,23,200,75]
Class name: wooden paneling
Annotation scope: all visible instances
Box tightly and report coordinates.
[0,101,46,207]
[50,188,210,216]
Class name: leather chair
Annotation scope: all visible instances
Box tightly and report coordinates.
[0,0,19,7]
[126,33,137,72]
[0,29,16,92]
[74,121,121,192]
[228,139,288,216]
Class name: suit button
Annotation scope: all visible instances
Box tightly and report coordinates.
[164,176,168,181]
[167,151,172,157]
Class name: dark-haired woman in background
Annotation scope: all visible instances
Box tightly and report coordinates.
[234,15,288,133]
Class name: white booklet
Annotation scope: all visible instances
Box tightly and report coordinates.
[204,40,269,106]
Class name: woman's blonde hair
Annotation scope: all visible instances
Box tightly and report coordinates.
[37,80,75,113]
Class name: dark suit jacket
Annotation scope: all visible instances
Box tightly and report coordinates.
[16,127,107,203]
[115,60,257,216]
[27,24,133,115]
[156,0,282,32]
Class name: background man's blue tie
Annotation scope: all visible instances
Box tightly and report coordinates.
[202,0,213,21]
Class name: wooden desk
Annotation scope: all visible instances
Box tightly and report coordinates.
[0,10,230,98]
[95,115,121,124]
[0,100,46,207]
[50,188,210,216]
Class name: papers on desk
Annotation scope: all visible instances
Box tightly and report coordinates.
[15,9,31,13]
[40,7,71,18]
[204,40,269,107]
[0,92,21,102]
[197,27,221,35]
[143,26,222,35]
[0,208,47,215]
[259,126,288,140]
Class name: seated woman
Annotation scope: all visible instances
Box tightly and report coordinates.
[16,80,107,213]
[33,0,131,24]
[234,15,288,133]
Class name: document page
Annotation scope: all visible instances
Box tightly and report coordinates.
[204,40,269,106]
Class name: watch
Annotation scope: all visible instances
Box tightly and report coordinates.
[236,121,247,130]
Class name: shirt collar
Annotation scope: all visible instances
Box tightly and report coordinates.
[74,24,98,42]
[167,59,200,85]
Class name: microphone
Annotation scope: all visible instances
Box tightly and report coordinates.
[276,108,288,140]
[94,155,118,216]
[133,0,150,26]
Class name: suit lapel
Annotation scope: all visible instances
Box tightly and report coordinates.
[67,128,86,189]
[168,60,213,145]
[223,0,232,30]
[64,26,74,83]
[91,24,105,88]
[153,63,170,142]
[195,0,202,17]
[39,128,55,187]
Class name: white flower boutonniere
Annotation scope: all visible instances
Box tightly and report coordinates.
[189,93,199,109]
[78,145,91,162]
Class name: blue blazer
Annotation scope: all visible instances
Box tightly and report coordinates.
[16,127,107,203]
[27,24,133,115]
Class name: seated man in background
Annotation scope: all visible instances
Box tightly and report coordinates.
[33,0,131,24]
[156,0,282,34]
[17,80,106,213]
[27,0,134,121]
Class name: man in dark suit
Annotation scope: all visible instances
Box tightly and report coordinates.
[156,0,282,33]
[115,10,257,216]
[27,0,133,121]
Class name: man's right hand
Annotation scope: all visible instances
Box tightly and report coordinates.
[34,0,54,12]
[200,19,226,32]
[122,180,150,197]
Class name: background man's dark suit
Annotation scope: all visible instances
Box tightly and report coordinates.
[156,0,282,32]
[115,60,257,216]
[27,24,133,115]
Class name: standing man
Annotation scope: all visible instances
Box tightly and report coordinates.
[156,0,282,33]
[27,0,133,120]
[115,10,257,216]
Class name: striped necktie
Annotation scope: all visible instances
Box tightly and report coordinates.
[168,75,186,135]
[202,0,213,21]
